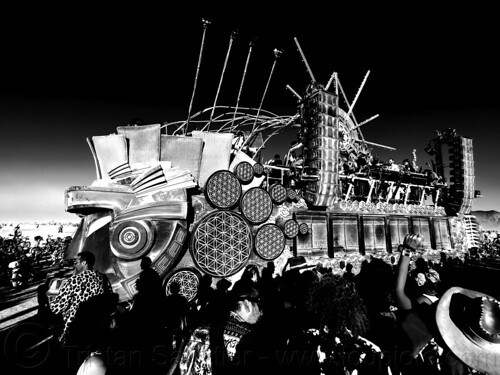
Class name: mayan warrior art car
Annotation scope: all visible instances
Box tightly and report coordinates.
[61,19,481,304]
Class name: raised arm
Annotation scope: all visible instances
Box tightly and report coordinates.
[395,233,423,311]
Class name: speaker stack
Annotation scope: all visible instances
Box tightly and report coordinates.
[446,136,474,216]
[300,87,341,207]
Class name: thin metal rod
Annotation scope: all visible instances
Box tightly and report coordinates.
[286,85,302,100]
[338,80,366,143]
[325,70,336,91]
[346,70,370,119]
[231,37,256,132]
[294,37,316,82]
[252,113,299,158]
[207,30,238,131]
[354,138,396,151]
[184,18,211,135]
[244,48,283,150]
[353,114,380,129]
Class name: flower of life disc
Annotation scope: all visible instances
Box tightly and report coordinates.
[283,219,299,239]
[286,188,298,201]
[165,268,201,302]
[240,187,273,225]
[190,210,253,277]
[235,161,254,184]
[254,223,285,261]
[253,163,264,176]
[205,170,242,209]
[269,183,287,204]
[299,222,309,235]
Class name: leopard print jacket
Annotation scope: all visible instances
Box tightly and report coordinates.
[49,269,111,344]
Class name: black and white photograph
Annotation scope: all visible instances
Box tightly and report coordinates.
[1,4,499,375]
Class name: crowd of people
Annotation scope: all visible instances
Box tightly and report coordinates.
[24,235,500,375]
[0,226,72,288]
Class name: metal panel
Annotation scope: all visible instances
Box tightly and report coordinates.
[411,217,432,249]
[388,216,410,252]
[432,217,452,250]
[330,215,359,254]
[294,212,329,257]
[363,216,387,253]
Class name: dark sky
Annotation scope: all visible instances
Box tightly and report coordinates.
[1,5,499,222]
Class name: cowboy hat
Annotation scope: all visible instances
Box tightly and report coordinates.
[436,286,500,375]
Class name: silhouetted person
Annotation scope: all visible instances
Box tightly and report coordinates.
[192,274,215,327]
[343,262,355,281]
[125,257,169,374]
[135,256,162,296]
[164,281,190,352]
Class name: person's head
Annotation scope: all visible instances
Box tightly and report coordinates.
[169,281,181,295]
[216,278,231,292]
[267,261,275,273]
[140,256,152,270]
[242,264,260,283]
[230,283,263,324]
[75,251,95,274]
[414,268,442,300]
[307,274,370,337]
[414,257,429,273]
[388,158,395,164]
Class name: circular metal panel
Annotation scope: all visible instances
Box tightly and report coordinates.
[240,187,273,225]
[164,268,201,303]
[298,222,309,235]
[235,161,254,184]
[110,220,155,260]
[253,163,264,176]
[286,188,298,201]
[254,223,285,261]
[205,170,242,209]
[268,183,287,204]
[283,219,299,239]
[190,210,253,277]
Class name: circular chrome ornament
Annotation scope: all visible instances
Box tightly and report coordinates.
[110,220,155,260]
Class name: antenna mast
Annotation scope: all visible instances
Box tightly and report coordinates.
[206,29,239,131]
[184,18,211,135]
[294,37,316,82]
[231,37,256,132]
[346,70,370,119]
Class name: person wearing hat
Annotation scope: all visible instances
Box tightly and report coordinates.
[394,233,500,375]
[178,282,263,375]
